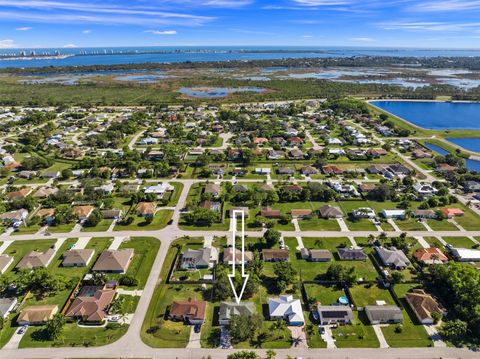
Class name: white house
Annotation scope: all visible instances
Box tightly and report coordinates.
[144,183,174,198]
[268,295,305,326]
[351,208,376,219]
[255,168,271,175]
[380,209,406,219]
[413,183,439,197]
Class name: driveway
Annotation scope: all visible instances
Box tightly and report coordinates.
[4,326,27,349]
[320,326,336,349]
[186,326,202,349]
[372,324,389,348]
[289,326,308,348]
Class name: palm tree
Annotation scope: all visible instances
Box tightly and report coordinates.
[270,319,287,339]
[430,253,440,265]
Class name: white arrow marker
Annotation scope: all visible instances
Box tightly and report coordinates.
[228,209,249,304]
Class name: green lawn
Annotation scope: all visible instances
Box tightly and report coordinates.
[47,223,75,233]
[304,283,346,306]
[394,218,426,232]
[4,239,56,274]
[12,224,42,235]
[426,219,459,231]
[114,210,173,231]
[349,284,395,307]
[442,237,477,249]
[292,238,378,282]
[168,182,184,206]
[19,323,128,348]
[380,283,432,348]
[381,309,431,347]
[80,219,114,232]
[332,311,380,348]
[118,237,160,289]
[298,218,340,231]
[141,237,204,347]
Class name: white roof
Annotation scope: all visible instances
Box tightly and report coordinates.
[381,209,406,216]
[144,183,174,194]
[452,248,480,260]
[268,295,305,323]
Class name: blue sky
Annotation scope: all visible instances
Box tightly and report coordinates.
[1,0,480,49]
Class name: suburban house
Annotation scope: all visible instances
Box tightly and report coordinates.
[144,183,174,199]
[72,205,95,221]
[448,247,480,262]
[338,248,368,261]
[65,284,116,322]
[181,247,217,269]
[260,207,282,219]
[6,188,32,201]
[92,249,134,274]
[351,208,376,219]
[375,246,411,270]
[277,167,295,176]
[218,302,255,326]
[380,209,406,219]
[318,205,343,219]
[204,183,221,197]
[413,183,439,197]
[136,202,157,217]
[413,248,448,264]
[0,297,17,319]
[0,209,28,228]
[290,209,313,219]
[439,208,465,219]
[464,180,480,193]
[62,249,95,267]
[36,208,56,225]
[101,209,124,220]
[169,298,206,325]
[17,305,59,325]
[229,207,249,218]
[33,187,58,199]
[16,248,56,269]
[308,249,332,262]
[262,249,289,262]
[405,289,446,325]
[413,209,437,219]
[317,305,354,325]
[0,254,13,274]
[365,305,403,324]
[268,295,305,326]
[300,166,319,176]
[223,247,253,266]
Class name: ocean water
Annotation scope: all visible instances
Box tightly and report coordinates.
[2,46,480,69]
[371,101,480,130]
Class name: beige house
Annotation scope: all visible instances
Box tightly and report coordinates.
[17,305,58,325]
[16,248,56,269]
[92,249,134,274]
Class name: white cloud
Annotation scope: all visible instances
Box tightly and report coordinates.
[82,29,91,34]
[0,1,215,26]
[63,43,78,48]
[413,1,480,12]
[303,35,314,37]
[379,21,480,31]
[292,0,353,5]
[202,0,253,7]
[15,26,32,31]
[350,37,375,42]
[0,39,17,48]
[145,30,177,35]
